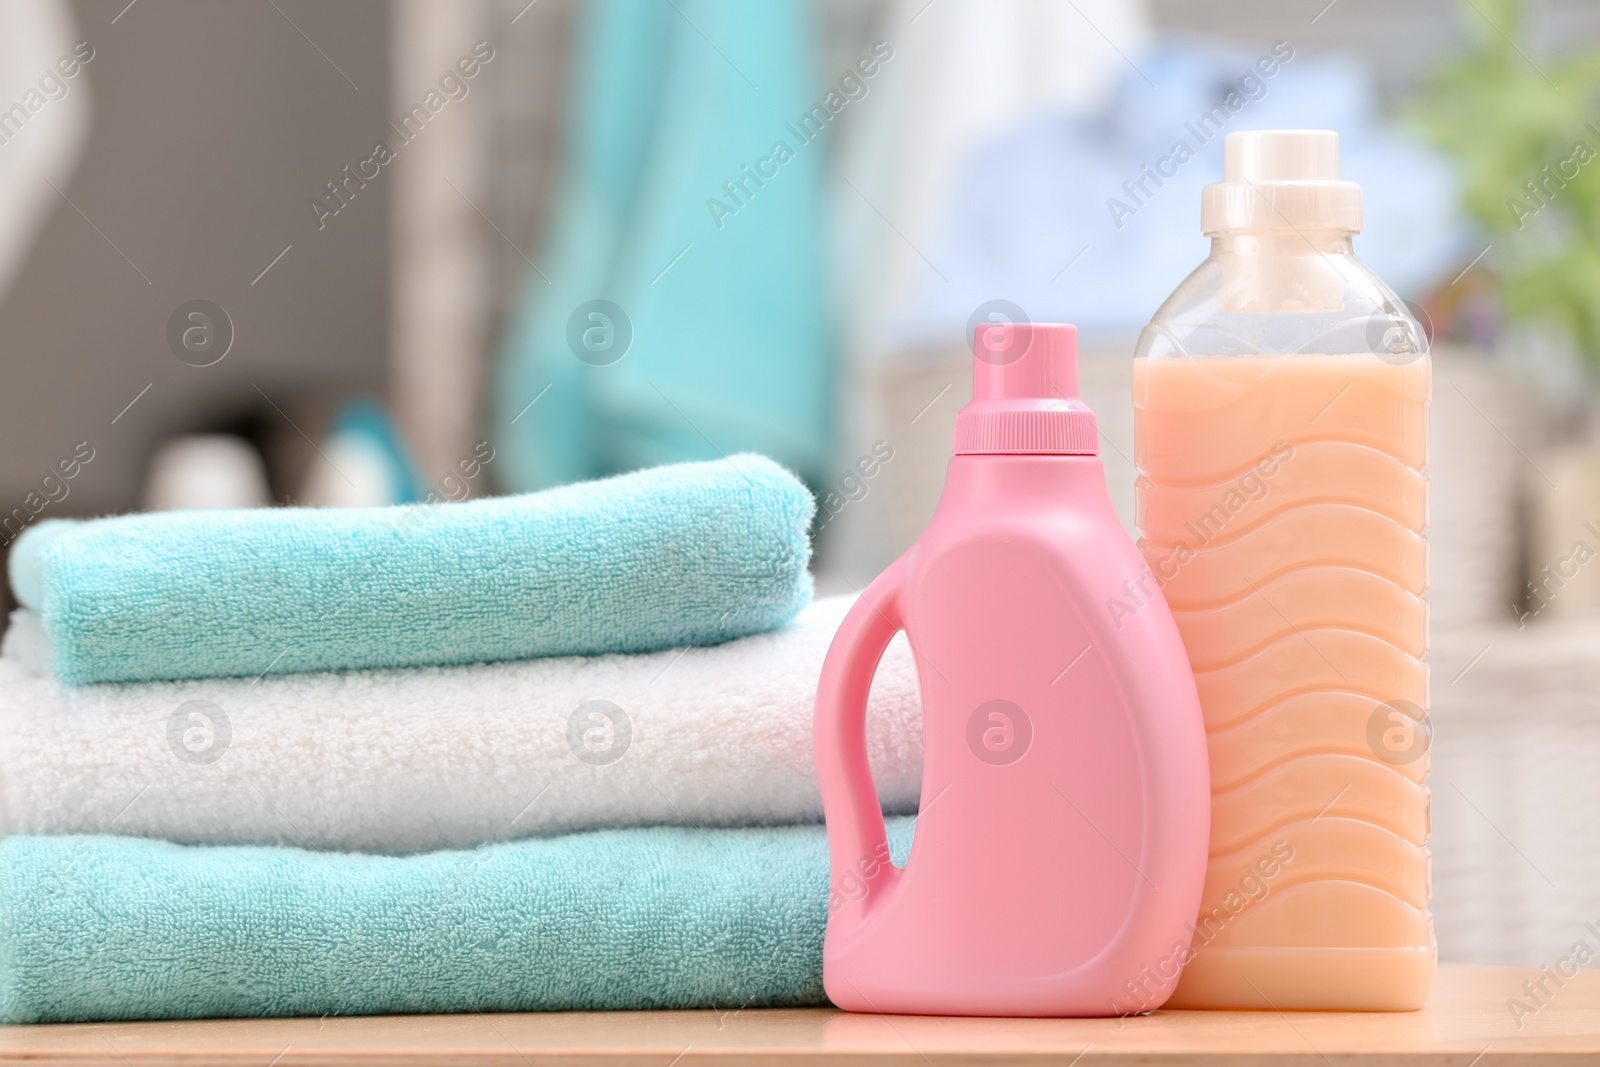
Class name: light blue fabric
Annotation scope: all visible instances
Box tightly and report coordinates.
[492,0,833,493]
[9,455,813,685]
[0,819,915,1023]
[891,38,1465,348]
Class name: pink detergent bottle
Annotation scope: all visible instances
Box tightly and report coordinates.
[815,323,1211,1017]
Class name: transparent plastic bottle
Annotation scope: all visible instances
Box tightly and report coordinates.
[1135,130,1434,1010]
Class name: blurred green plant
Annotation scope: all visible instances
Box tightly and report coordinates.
[1411,0,1600,365]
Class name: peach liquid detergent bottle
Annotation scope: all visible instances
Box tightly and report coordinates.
[814,323,1210,1017]
[1135,130,1435,1010]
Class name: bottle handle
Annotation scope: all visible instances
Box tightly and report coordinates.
[814,556,907,939]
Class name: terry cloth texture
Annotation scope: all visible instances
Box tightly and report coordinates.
[0,597,923,853]
[7,454,813,685]
[0,818,916,1023]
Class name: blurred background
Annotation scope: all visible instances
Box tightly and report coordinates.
[3,0,1600,970]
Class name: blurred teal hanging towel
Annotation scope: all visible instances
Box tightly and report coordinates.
[492,0,833,492]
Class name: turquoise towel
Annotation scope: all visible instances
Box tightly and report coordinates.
[9,455,812,685]
[0,820,915,1023]
[492,0,834,493]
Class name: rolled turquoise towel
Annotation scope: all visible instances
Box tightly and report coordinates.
[7,455,813,685]
[0,820,914,1023]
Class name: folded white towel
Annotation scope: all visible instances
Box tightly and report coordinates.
[0,596,922,853]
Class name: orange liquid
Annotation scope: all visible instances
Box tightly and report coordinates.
[1134,353,1434,1010]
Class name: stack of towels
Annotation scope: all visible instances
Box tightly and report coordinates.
[0,455,923,1023]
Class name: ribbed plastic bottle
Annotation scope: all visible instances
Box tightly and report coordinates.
[815,323,1209,1017]
[1135,130,1434,1010]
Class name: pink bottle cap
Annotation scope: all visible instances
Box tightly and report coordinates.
[953,323,1098,455]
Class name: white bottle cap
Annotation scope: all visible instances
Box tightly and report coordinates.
[1201,129,1362,235]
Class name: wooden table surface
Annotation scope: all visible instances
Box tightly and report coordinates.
[0,964,1593,1065]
